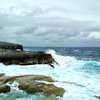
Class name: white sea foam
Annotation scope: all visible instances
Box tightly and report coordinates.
[0,49,100,100]
[6,81,20,91]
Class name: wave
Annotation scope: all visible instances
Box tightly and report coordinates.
[46,49,100,100]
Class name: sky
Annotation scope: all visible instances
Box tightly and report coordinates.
[0,0,100,47]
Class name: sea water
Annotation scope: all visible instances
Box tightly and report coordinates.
[0,47,100,100]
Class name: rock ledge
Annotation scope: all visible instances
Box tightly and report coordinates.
[0,74,65,97]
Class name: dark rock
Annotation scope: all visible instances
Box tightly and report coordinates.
[0,83,10,93]
[0,50,55,67]
[0,41,23,51]
[0,41,57,67]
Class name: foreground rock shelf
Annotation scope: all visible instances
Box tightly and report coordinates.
[0,41,56,68]
[0,74,65,97]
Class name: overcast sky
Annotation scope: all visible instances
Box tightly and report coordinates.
[0,0,100,47]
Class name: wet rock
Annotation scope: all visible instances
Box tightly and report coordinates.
[0,49,55,68]
[0,41,56,68]
[0,74,65,97]
[18,82,64,97]
[40,84,64,97]
[0,83,10,93]
[14,75,54,82]
[0,41,23,51]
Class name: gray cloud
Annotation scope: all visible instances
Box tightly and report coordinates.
[0,0,100,47]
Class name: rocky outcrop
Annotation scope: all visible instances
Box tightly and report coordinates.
[0,42,56,68]
[0,83,10,93]
[0,74,65,97]
[0,49,55,67]
[0,41,23,51]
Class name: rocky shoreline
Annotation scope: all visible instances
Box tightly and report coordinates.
[0,41,57,68]
[0,42,65,98]
[0,74,65,97]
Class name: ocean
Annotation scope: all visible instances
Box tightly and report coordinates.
[0,47,100,100]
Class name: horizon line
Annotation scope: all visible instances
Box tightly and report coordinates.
[24,46,100,48]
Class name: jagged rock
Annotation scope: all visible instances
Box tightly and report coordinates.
[0,41,56,67]
[0,74,65,97]
[0,49,55,68]
[0,41,23,51]
[0,83,10,93]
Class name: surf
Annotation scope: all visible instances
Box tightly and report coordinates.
[0,49,100,100]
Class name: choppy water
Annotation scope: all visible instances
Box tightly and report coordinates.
[0,47,100,100]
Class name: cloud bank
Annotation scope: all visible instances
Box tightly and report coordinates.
[0,0,100,47]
